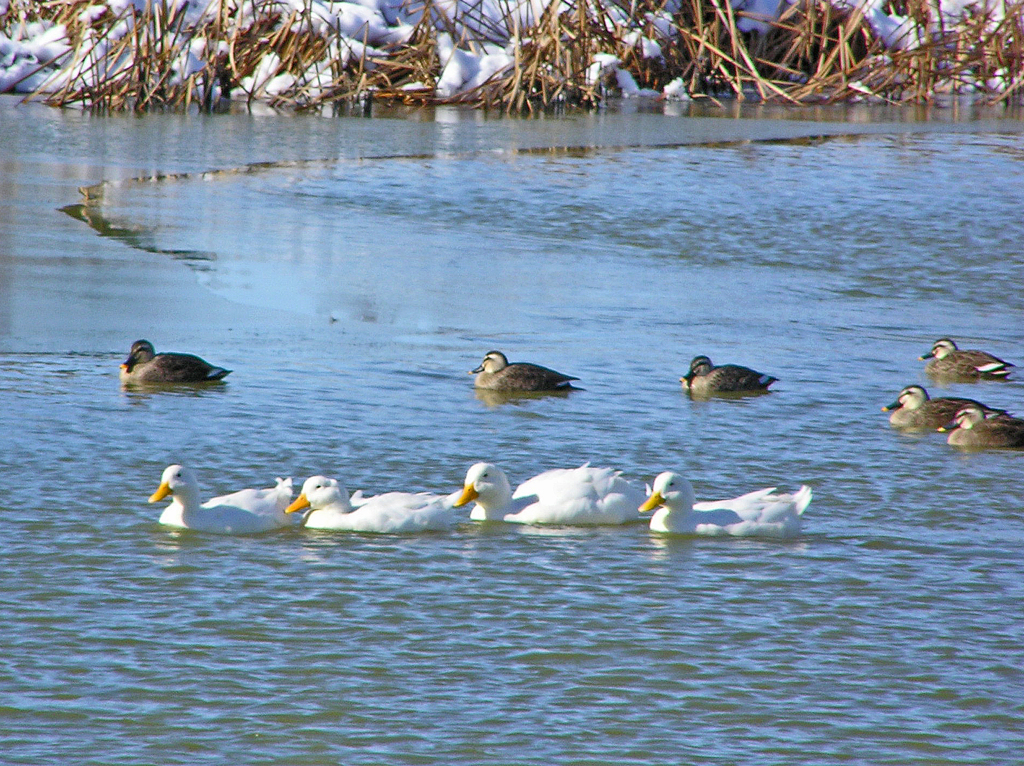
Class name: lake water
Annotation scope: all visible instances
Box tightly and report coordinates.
[1,96,1023,764]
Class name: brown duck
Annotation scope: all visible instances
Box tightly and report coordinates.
[120,339,231,384]
[882,385,1006,431]
[680,355,777,396]
[939,404,1024,449]
[470,351,578,391]
[919,338,1013,381]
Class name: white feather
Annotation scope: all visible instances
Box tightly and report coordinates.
[290,476,457,533]
[456,462,646,525]
[151,465,295,534]
[642,471,811,539]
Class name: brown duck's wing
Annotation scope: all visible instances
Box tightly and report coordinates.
[146,352,231,382]
[929,397,986,417]
[962,350,1014,376]
[498,362,578,391]
[913,397,984,430]
[926,355,981,379]
[985,417,1024,446]
[708,364,778,391]
[931,351,1012,379]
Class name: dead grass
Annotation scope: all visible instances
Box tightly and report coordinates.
[2,0,1021,111]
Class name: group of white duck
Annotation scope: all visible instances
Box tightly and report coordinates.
[148,462,812,538]
[136,336,1019,539]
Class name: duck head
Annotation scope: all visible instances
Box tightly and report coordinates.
[639,471,696,514]
[286,476,352,515]
[454,462,512,516]
[939,403,985,433]
[920,338,957,361]
[472,351,509,375]
[883,385,928,413]
[149,464,199,504]
[123,339,156,372]
[681,355,713,385]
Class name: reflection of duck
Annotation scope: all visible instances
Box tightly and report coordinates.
[680,355,777,396]
[882,385,1006,430]
[285,476,458,532]
[149,464,293,534]
[120,339,231,384]
[454,462,645,525]
[471,351,578,391]
[474,387,572,408]
[640,471,811,538]
[919,338,1013,381]
[939,404,1024,449]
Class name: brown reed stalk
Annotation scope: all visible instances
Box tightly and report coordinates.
[7,0,1024,111]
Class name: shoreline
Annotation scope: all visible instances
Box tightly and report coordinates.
[2,0,1022,111]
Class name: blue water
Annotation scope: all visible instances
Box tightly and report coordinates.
[1,98,1022,764]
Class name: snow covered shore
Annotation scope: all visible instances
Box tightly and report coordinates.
[1,0,1019,109]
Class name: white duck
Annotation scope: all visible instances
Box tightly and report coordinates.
[286,475,458,533]
[640,471,811,538]
[148,464,294,534]
[454,462,646,525]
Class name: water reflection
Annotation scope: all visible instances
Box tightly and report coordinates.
[60,202,217,267]
[683,388,775,402]
[120,381,230,402]
[473,387,573,408]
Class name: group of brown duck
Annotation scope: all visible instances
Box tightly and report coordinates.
[120,336,1022,450]
[469,349,779,397]
[882,338,1022,448]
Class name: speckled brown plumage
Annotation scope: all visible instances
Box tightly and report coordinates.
[920,338,1013,381]
[882,385,1006,431]
[680,355,777,396]
[940,403,1024,449]
[120,339,231,385]
[471,350,578,391]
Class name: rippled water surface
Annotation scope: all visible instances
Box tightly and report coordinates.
[1,99,1023,764]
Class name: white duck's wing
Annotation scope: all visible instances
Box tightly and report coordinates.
[509,465,645,525]
[693,486,811,537]
[693,486,778,513]
[312,492,456,533]
[186,502,287,534]
[690,507,747,529]
[184,477,294,533]
[694,486,810,524]
[733,485,812,523]
[204,477,293,517]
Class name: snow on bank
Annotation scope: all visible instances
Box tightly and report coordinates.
[0,0,1014,103]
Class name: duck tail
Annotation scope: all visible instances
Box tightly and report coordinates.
[978,363,1012,378]
[794,485,812,516]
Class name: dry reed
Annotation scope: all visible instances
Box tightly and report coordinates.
[2,0,1021,111]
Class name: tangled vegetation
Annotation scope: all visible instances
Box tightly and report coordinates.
[1,0,1021,112]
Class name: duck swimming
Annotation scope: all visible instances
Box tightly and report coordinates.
[470,351,578,391]
[639,471,811,538]
[680,355,777,396]
[882,385,1007,431]
[149,464,293,534]
[454,462,645,525]
[120,339,231,384]
[285,475,458,532]
[938,404,1024,449]
[919,338,1013,381]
